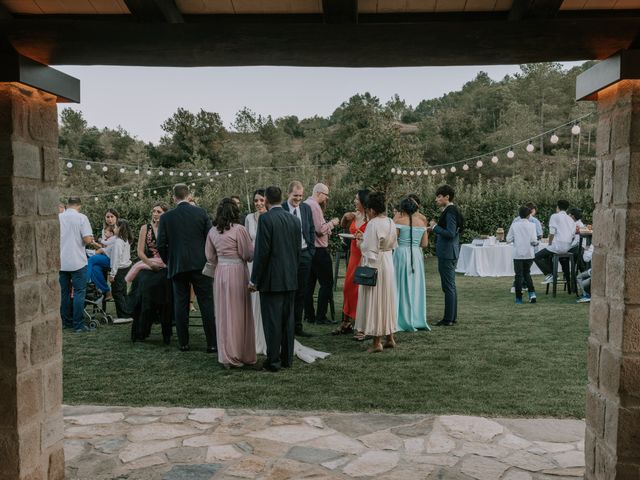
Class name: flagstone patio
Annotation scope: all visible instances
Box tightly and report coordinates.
[63,405,586,480]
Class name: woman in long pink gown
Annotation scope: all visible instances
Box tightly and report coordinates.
[205,198,256,368]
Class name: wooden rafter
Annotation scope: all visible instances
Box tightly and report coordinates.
[322,0,358,24]
[124,0,183,23]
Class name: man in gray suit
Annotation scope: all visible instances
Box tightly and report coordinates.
[428,185,462,326]
[250,186,302,372]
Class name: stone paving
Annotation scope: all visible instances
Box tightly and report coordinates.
[63,405,586,480]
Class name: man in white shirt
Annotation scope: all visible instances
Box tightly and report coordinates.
[507,206,539,304]
[534,199,577,284]
[59,197,98,332]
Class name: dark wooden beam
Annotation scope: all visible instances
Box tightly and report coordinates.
[124,0,183,23]
[0,3,13,21]
[2,16,639,67]
[509,0,564,20]
[322,0,357,24]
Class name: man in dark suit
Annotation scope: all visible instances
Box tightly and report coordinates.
[157,183,216,352]
[428,184,462,327]
[281,181,315,338]
[249,186,302,372]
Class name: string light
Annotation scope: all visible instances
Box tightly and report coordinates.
[94,197,98,202]
[440,168,446,175]
[244,169,249,174]
[188,172,192,177]
[416,170,422,176]
[507,148,515,159]
[215,172,220,176]
[102,166,108,172]
[158,171,164,176]
[114,195,119,200]
[431,169,437,175]
[462,164,469,171]
[66,162,73,168]
[119,167,125,173]
[526,142,535,153]
[146,170,152,175]
[153,190,157,194]
[206,172,211,176]
[476,160,483,168]
[571,123,581,135]
[134,169,140,175]
[169,171,174,176]
[391,168,396,173]
[133,192,138,197]
[450,166,456,173]
[422,169,428,176]
[179,172,184,176]
[491,155,499,164]
[197,172,202,177]
[410,170,415,176]
[228,173,232,178]
[550,132,559,144]
[402,170,408,175]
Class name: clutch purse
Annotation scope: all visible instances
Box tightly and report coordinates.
[202,262,215,278]
[353,265,378,286]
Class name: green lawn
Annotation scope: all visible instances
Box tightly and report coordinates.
[63,257,589,418]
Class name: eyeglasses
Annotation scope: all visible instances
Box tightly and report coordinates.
[320,192,329,198]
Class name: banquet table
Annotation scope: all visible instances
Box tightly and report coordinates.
[455,243,543,277]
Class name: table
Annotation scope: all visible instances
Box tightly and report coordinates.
[455,243,543,277]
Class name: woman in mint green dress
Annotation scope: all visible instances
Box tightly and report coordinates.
[394,197,430,332]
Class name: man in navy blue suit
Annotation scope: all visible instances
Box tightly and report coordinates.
[428,185,462,327]
[281,181,315,338]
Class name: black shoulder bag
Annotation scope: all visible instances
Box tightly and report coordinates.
[353,218,393,287]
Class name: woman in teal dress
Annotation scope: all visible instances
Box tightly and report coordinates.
[394,196,430,331]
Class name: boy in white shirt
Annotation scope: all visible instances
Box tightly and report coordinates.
[507,206,539,304]
[534,199,576,284]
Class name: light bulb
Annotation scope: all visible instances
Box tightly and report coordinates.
[102,166,108,172]
[119,167,125,173]
[159,171,164,176]
[462,164,469,171]
[94,197,98,202]
[571,124,581,135]
[476,160,483,168]
[431,169,437,175]
[209,178,213,182]
[409,170,415,176]
[423,169,429,176]
[416,170,422,176]
[191,182,195,186]
[133,192,138,197]
[66,162,73,168]
[146,170,152,175]
[491,155,499,164]
[85,164,92,170]
[153,190,157,194]
[526,142,535,153]
[440,168,446,174]
[215,172,219,176]
[244,169,249,174]
[507,149,515,159]
[114,195,119,200]
[179,172,184,176]
[169,171,174,176]
[206,172,211,176]
[134,169,140,175]
[197,172,202,177]
[228,173,232,178]
[187,172,192,177]
[550,133,559,144]
[450,166,457,173]
[402,170,408,175]
[391,168,396,173]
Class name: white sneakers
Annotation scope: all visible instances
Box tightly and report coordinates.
[541,274,554,284]
[113,318,133,324]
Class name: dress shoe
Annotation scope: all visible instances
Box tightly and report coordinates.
[295,329,313,338]
[316,317,334,325]
[206,346,218,354]
[262,365,280,373]
[179,345,190,352]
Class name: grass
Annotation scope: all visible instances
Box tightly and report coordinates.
[63,257,589,418]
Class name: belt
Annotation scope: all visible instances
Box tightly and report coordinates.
[218,257,244,265]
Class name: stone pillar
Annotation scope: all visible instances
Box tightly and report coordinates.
[585,79,640,479]
[0,83,64,480]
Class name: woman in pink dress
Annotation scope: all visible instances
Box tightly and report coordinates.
[205,198,256,368]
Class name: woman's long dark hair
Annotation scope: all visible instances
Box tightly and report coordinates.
[400,197,419,274]
[115,219,134,244]
[103,208,120,230]
[357,189,370,219]
[215,198,240,234]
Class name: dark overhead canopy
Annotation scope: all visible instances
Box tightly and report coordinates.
[0,0,639,67]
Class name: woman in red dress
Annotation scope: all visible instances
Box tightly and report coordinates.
[334,190,369,336]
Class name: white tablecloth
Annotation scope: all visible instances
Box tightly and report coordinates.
[456,244,543,277]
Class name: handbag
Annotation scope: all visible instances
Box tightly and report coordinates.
[202,262,215,278]
[353,265,378,286]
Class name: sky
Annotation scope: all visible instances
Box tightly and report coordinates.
[57,63,585,144]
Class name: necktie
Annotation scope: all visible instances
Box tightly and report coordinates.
[294,208,298,217]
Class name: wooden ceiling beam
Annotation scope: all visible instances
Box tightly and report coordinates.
[509,0,564,20]
[322,0,358,24]
[124,0,183,23]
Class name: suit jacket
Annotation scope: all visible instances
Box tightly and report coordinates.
[433,204,461,260]
[251,206,301,292]
[281,201,316,256]
[157,202,212,279]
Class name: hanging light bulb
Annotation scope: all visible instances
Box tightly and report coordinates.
[476,160,483,168]
[119,167,125,173]
[85,163,92,170]
[402,170,408,175]
[94,197,98,202]
[409,170,415,176]
[146,170,152,175]
[134,168,140,175]
[169,171,174,176]
[244,169,249,174]
[462,164,469,171]
[133,192,138,197]
[431,169,437,175]
[209,178,213,182]
[391,168,396,173]
[491,155,499,164]
[158,170,164,176]
[187,172,192,177]
[526,141,535,153]
[450,166,457,173]
[228,173,232,178]
[550,132,559,144]
[102,166,108,172]
[507,148,515,159]
[440,168,446,175]
[153,190,157,194]
[206,172,211,176]
[197,172,202,177]
[423,169,429,176]
[114,195,119,200]
[215,171,220,176]
[416,170,422,176]
[179,172,184,176]
[66,162,73,168]
[191,182,195,186]
[571,123,581,135]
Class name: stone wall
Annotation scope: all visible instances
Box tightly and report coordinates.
[586,79,640,479]
[0,83,64,480]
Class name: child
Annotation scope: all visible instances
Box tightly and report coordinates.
[86,225,115,297]
[507,206,539,304]
[88,220,133,320]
